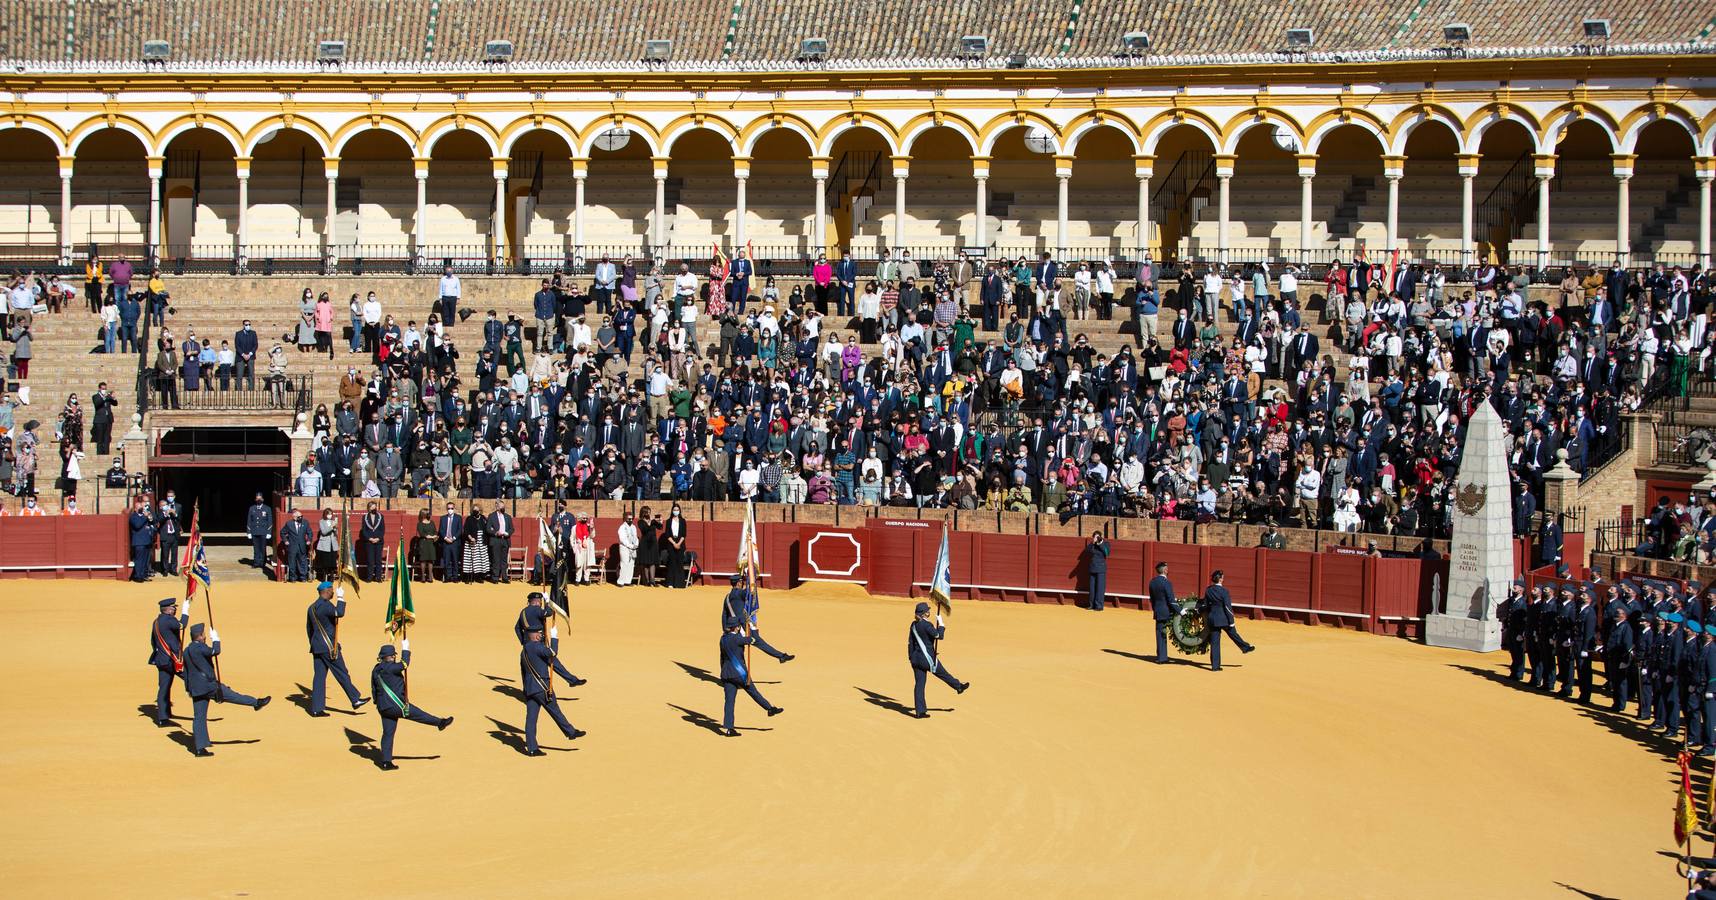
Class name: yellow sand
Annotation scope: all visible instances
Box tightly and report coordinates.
[0,579,1688,898]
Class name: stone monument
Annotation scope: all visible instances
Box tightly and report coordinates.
[1425,400,1511,651]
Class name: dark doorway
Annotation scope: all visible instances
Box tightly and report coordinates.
[150,427,291,533]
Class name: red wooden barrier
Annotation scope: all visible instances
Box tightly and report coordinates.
[0,513,129,579]
[796,525,868,585]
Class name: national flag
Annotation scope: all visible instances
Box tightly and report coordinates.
[738,500,761,625]
[337,510,363,598]
[929,522,953,617]
[385,537,415,635]
[1677,751,1698,846]
[1383,247,1401,295]
[182,505,210,600]
[538,516,569,618]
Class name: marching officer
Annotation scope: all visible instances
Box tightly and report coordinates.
[722,574,794,664]
[147,596,190,726]
[1604,605,1635,713]
[1198,570,1255,672]
[519,625,585,755]
[907,602,968,718]
[515,591,549,645]
[1148,561,1177,664]
[183,623,270,756]
[719,620,782,737]
[307,581,368,716]
[1500,581,1529,683]
[370,640,452,771]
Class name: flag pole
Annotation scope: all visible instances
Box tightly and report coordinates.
[186,502,222,682]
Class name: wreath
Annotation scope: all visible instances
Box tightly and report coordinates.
[1168,597,1211,655]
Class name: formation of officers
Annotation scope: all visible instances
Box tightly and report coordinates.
[146,567,1264,764]
[1499,578,1716,755]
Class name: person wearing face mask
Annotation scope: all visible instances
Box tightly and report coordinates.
[663,505,689,588]
[281,508,312,582]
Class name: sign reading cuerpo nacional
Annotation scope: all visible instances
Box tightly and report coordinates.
[1426,401,1511,651]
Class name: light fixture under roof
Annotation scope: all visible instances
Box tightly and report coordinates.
[1120,32,1151,54]
[644,39,672,62]
[1285,28,1314,48]
[1582,18,1610,40]
[1443,23,1471,43]
[484,40,514,63]
[959,35,988,59]
[142,40,170,63]
[798,38,828,62]
[317,40,346,64]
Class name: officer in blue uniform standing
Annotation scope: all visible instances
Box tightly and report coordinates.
[1572,585,1599,703]
[907,602,968,718]
[718,621,782,737]
[1604,605,1635,712]
[1696,623,1716,756]
[307,581,369,716]
[1499,581,1529,682]
[245,493,273,572]
[518,625,585,755]
[370,640,452,771]
[183,623,270,756]
[1085,530,1109,611]
[1654,613,1685,735]
[515,591,549,645]
[722,574,794,663]
[1148,561,1177,663]
[128,498,157,582]
[1198,570,1255,672]
[147,596,190,725]
[1636,611,1659,721]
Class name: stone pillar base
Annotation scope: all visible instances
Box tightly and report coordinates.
[1425,613,1502,652]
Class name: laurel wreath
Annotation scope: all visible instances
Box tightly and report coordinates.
[1168,598,1211,655]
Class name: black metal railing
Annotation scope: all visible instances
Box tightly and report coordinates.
[1592,516,1647,555]
[175,374,311,412]
[1655,420,1711,468]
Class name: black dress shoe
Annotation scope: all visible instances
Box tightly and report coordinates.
[353,697,370,710]
[956,681,970,694]
[525,749,546,756]
[721,728,740,737]
[379,762,399,771]
[194,749,214,757]
[1241,645,1256,654]
[912,711,929,719]
[437,716,454,731]
[766,706,784,716]
[566,728,587,740]
[309,711,330,718]
[568,677,589,687]
[254,696,272,711]
[780,653,795,663]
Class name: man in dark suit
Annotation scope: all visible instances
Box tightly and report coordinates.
[148,596,190,725]
[907,602,968,718]
[183,623,270,756]
[281,508,312,582]
[307,582,368,716]
[1287,328,1318,374]
[128,498,156,582]
[719,621,782,736]
[436,503,462,583]
[1198,570,1255,672]
[1086,530,1109,611]
[980,264,1005,331]
[1034,253,1058,309]
[519,625,586,755]
[246,493,274,571]
[1148,561,1177,663]
[359,502,386,582]
[156,500,180,576]
[730,249,753,312]
[370,641,452,770]
[834,249,857,317]
[487,502,513,584]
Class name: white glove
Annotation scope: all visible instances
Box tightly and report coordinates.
[402,638,410,652]
[1579,651,1588,658]
[209,628,220,642]
[335,586,346,602]
[179,599,190,617]
[935,614,944,628]
[549,626,559,640]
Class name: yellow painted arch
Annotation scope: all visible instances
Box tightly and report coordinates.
[497,114,581,156]
[241,116,333,156]
[658,114,741,155]
[1616,103,1701,154]
[1062,110,1143,156]
[892,112,973,156]
[1385,104,1464,155]
[0,115,68,155]
[330,115,420,156]
[977,110,1060,156]
[1539,103,1621,154]
[737,112,819,156]
[1138,109,1221,155]
[1463,103,1545,154]
[1303,108,1388,155]
[577,114,663,156]
[1220,107,1308,155]
[153,113,245,156]
[418,114,502,156]
[66,114,154,155]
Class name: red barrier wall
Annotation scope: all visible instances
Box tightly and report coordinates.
[0,513,129,579]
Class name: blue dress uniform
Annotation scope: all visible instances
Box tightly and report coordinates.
[1086,537,1109,611]
[1499,583,1528,682]
[1683,624,1705,743]
[246,499,274,570]
[147,597,189,725]
[1605,608,1635,712]
[518,631,585,755]
[1636,617,1659,720]
[128,507,157,582]
[1697,630,1716,755]
[1654,616,1685,734]
[722,577,793,663]
[719,627,781,735]
[182,624,270,756]
[1572,591,1599,702]
[1148,570,1176,663]
[1527,588,1555,688]
[907,602,968,717]
[1553,588,1578,697]
[514,600,547,645]
[1198,577,1255,672]
[307,584,368,715]
[370,643,451,770]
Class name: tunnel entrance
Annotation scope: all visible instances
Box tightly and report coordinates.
[149,427,291,534]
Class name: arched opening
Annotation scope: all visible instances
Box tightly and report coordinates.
[158,128,238,263]
[427,130,495,264]
[1067,126,1136,260]
[72,129,150,258]
[506,129,576,264]
[0,130,62,255]
[1150,124,1219,264]
[825,125,893,256]
[338,130,415,260]
[894,126,974,259]
[248,128,328,258]
[988,125,1059,258]
[1546,119,1618,259]
[664,128,737,253]
[584,127,653,253]
[1310,124,1385,259]
[1226,124,1302,262]
[1399,120,1463,254]
[1474,118,1538,265]
[747,129,815,257]
[1631,120,1698,261]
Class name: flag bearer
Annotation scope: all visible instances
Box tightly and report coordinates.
[907,602,968,718]
[370,641,452,771]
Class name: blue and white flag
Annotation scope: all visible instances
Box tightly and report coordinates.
[929,523,952,616]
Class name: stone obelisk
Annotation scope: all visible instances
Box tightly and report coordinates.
[1426,400,1511,651]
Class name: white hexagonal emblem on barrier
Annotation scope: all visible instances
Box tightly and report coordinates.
[805,532,862,577]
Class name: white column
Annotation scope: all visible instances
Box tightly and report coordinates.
[491,156,508,266]
[1700,169,1713,271]
[1053,154,1073,258]
[1458,154,1478,269]
[891,155,909,251]
[1614,160,1632,268]
[324,170,338,267]
[813,177,827,250]
[234,156,250,271]
[1296,153,1316,266]
[975,176,988,248]
[733,156,750,249]
[651,156,669,249]
[146,155,163,261]
[1214,155,1234,266]
[413,166,428,265]
[572,159,587,253]
[57,155,73,265]
[1385,175,1401,253]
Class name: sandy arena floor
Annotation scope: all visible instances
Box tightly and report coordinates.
[0,578,1689,897]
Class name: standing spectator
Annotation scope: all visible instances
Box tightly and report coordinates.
[1086,529,1109,611]
[109,254,134,310]
[361,291,383,360]
[437,265,461,325]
